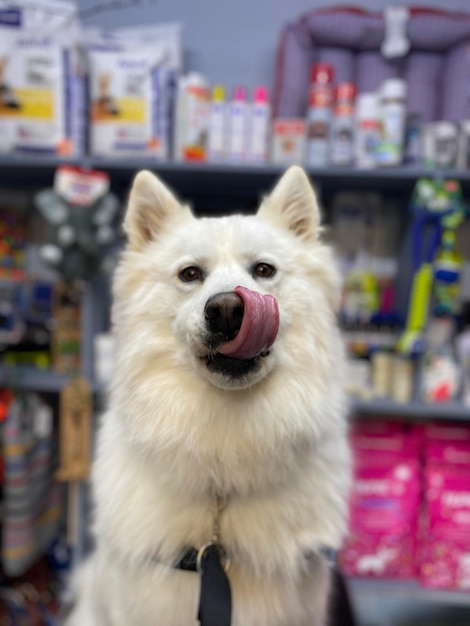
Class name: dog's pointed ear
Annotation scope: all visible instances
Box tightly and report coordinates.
[124,170,184,250]
[258,166,321,241]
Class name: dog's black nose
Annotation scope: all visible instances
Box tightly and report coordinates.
[204,292,244,341]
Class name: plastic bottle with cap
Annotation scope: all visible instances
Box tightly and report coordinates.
[208,85,227,162]
[247,86,271,163]
[330,82,356,166]
[173,72,210,162]
[355,93,381,168]
[306,62,334,168]
[228,86,249,162]
[376,78,407,167]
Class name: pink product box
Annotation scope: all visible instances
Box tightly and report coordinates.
[425,423,470,443]
[340,461,421,579]
[351,423,424,469]
[420,465,470,589]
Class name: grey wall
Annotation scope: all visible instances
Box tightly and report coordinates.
[79,0,470,93]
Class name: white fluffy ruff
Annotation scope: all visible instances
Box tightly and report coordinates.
[65,168,352,626]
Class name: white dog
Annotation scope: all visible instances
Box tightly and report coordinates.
[64,166,352,626]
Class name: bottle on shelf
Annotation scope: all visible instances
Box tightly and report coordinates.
[376,78,408,167]
[355,93,381,169]
[330,82,356,167]
[228,86,249,162]
[208,85,227,163]
[306,62,334,168]
[173,72,210,162]
[247,86,271,163]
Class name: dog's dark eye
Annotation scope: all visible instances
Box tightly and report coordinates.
[179,266,203,282]
[253,263,276,279]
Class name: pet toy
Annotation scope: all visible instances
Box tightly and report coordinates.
[34,166,121,282]
[397,178,466,356]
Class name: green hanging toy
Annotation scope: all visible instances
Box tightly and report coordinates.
[396,178,466,356]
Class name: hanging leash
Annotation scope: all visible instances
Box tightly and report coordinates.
[195,495,231,626]
[172,494,232,626]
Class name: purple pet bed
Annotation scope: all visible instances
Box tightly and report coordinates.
[273,6,470,124]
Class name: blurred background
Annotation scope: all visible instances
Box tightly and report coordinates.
[1,1,470,624]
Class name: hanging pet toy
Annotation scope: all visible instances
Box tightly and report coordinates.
[34,166,121,282]
[396,178,466,356]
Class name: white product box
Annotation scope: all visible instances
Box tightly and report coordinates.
[271,119,306,165]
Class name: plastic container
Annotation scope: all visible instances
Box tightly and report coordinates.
[247,86,270,163]
[376,78,407,167]
[331,82,356,166]
[306,63,334,167]
[228,86,249,162]
[208,85,227,162]
[355,93,381,168]
[173,72,210,162]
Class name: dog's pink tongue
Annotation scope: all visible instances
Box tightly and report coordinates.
[219,286,279,360]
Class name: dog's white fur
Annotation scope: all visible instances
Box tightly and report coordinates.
[65,166,351,626]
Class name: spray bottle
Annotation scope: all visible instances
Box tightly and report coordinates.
[228,86,248,162]
[208,85,227,162]
[248,86,270,163]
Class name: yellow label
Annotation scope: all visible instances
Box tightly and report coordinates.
[0,88,54,119]
[91,97,146,123]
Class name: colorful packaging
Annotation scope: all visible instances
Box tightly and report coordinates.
[88,39,170,158]
[306,63,334,167]
[227,86,249,162]
[355,93,381,168]
[0,0,84,155]
[208,85,227,162]
[112,23,181,159]
[421,465,470,589]
[340,460,421,579]
[271,119,306,165]
[340,421,423,580]
[330,82,356,166]
[247,86,270,163]
[173,72,210,162]
[376,78,407,167]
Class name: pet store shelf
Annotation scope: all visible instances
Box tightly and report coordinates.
[0,365,71,392]
[347,577,470,608]
[350,397,470,421]
[1,156,470,199]
[0,155,81,188]
[0,365,105,394]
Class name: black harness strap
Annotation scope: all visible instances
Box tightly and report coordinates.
[174,546,232,626]
[197,545,232,626]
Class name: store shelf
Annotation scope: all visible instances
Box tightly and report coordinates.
[347,577,470,608]
[1,155,470,199]
[0,365,71,392]
[350,396,470,421]
[0,155,80,188]
[0,365,106,394]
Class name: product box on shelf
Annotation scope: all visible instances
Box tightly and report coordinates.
[340,421,423,580]
[271,119,306,165]
[88,38,171,159]
[173,73,210,162]
[0,0,85,156]
[420,424,470,590]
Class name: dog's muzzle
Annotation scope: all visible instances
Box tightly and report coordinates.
[204,286,279,360]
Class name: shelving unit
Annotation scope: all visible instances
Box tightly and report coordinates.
[0,365,106,394]
[1,155,470,206]
[348,577,470,608]
[1,156,469,622]
[0,365,71,393]
[350,397,470,421]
